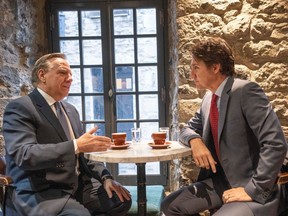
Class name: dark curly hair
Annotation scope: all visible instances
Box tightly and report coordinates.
[191,37,235,76]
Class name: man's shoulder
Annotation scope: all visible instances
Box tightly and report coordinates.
[62,100,75,108]
[231,78,261,91]
[233,77,258,86]
[6,95,31,107]
[61,100,78,113]
[4,95,34,116]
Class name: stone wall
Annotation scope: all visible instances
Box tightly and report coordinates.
[0,0,48,130]
[172,0,288,186]
[0,0,287,195]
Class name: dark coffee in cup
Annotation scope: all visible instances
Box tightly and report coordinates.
[151,132,166,145]
[112,133,126,145]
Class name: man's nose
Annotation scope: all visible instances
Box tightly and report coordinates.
[67,73,73,82]
[190,69,195,80]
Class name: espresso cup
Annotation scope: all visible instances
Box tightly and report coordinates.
[151,132,166,145]
[112,132,126,145]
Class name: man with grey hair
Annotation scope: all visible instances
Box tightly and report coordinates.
[3,53,131,215]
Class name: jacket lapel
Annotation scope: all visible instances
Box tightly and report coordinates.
[61,102,80,138]
[28,89,68,141]
[202,93,213,143]
[218,76,234,144]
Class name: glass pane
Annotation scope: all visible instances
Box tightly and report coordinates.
[139,94,158,119]
[119,164,136,175]
[85,123,105,136]
[81,10,101,36]
[146,162,160,174]
[136,8,156,35]
[117,119,161,177]
[137,37,157,63]
[64,96,82,120]
[138,66,158,91]
[116,122,134,140]
[140,122,159,141]
[60,40,80,65]
[115,66,135,92]
[58,11,79,37]
[70,68,81,93]
[119,162,160,175]
[83,40,102,65]
[116,95,135,120]
[84,67,103,93]
[113,9,133,35]
[115,38,134,64]
[85,96,104,121]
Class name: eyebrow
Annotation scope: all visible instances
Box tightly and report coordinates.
[191,57,201,65]
[190,61,199,66]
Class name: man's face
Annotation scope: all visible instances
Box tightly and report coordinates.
[190,57,216,91]
[39,57,72,101]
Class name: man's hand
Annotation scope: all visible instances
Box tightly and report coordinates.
[222,187,253,203]
[104,179,131,202]
[190,138,217,173]
[76,127,112,152]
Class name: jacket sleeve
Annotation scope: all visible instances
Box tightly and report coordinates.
[79,154,111,182]
[241,82,287,204]
[179,93,211,147]
[180,110,203,147]
[3,97,75,171]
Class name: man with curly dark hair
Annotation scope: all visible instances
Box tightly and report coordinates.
[161,37,287,216]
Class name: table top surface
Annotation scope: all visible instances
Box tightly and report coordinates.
[85,141,191,163]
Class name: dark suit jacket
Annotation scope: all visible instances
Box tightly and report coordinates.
[3,88,109,215]
[180,76,288,215]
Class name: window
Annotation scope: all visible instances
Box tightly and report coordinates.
[47,0,168,185]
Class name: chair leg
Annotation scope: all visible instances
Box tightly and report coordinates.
[279,209,288,216]
[2,186,6,216]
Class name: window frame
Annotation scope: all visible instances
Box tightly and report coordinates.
[46,0,170,186]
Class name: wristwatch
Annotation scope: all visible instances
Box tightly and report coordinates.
[101,175,114,182]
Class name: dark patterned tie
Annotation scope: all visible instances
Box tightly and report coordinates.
[210,94,219,158]
[55,101,71,140]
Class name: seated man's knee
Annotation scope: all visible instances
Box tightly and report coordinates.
[213,203,254,216]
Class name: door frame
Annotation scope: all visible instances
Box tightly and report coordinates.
[46,0,170,186]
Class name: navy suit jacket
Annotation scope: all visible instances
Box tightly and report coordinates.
[180,76,288,215]
[3,88,109,215]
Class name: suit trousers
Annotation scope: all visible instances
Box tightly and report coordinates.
[6,187,91,216]
[75,174,132,216]
[161,178,254,216]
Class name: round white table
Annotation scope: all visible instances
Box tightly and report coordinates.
[85,141,191,216]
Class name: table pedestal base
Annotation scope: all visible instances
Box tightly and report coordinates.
[136,163,147,216]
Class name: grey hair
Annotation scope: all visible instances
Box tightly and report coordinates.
[31,53,66,86]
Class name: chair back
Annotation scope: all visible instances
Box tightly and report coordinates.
[0,135,13,216]
[0,156,6,175]
[0,135,6,209]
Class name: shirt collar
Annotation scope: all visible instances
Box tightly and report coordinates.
[37,88,56,106]
[214,77,229,98]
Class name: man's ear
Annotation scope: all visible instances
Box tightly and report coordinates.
[38,69,46,83]
[212,63,221,74]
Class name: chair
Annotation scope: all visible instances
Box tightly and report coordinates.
[126,185,165,216]
[0,156,13,216]
[279,165,288,216]
[278,172,288,184]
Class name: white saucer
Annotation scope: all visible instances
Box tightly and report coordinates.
[148,141,172,149]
